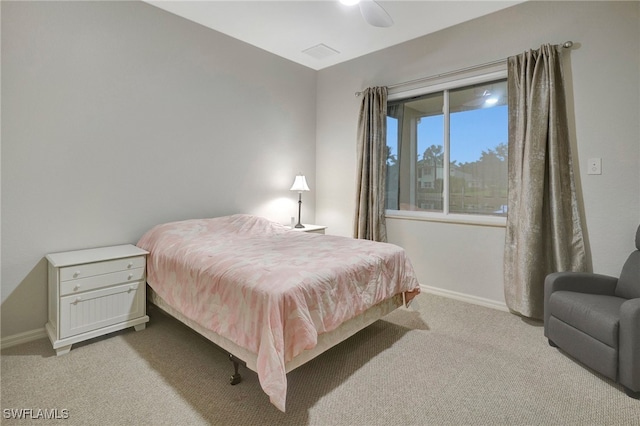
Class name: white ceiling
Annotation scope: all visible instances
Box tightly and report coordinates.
[146,1,524,70]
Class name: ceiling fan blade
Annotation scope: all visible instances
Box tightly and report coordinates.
[359,0,393,28]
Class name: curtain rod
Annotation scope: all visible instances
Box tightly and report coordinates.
[355,41,574,96]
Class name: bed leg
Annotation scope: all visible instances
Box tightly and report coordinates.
[229,354,242,385]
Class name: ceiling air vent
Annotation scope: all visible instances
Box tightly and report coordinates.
[302,44,340,60]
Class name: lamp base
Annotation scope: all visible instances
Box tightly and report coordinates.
[295,193,305,229]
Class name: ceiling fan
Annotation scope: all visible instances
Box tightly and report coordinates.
[339,0,394,28]
[462,88,503,108]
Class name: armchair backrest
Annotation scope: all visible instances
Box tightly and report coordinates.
[615,225,640,299]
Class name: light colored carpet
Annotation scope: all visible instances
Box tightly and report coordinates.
[1,293,638,425]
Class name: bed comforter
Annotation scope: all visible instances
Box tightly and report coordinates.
[137,214,420,411]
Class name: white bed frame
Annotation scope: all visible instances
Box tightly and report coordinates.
[148,287,404,378]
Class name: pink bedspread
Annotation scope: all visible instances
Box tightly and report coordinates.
[137,214,420,411]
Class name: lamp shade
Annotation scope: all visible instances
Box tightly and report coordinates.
[290,175,310,192]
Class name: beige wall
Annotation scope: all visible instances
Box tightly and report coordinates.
[316,1,640,306]
[1,1,317,338]
[2,0,639,340]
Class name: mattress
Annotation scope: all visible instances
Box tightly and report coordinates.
[137,214,420,410]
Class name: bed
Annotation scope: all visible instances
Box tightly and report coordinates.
[137,214,420,411]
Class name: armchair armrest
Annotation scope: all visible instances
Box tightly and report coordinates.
[543,272,618,336]
[619,298,640,393]
[544,272,618,296]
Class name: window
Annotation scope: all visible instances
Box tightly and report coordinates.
[386,75,508,221]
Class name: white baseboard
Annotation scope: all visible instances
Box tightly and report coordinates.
[1,327,48,350]
[1,287,507,350]
[421,284,509,312]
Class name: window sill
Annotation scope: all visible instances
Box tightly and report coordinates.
[385,210,506,228]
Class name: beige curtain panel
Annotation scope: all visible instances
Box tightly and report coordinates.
[354,86,388,242]
[504,44,588,319]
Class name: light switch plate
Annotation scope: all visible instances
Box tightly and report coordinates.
[588,158,602,175]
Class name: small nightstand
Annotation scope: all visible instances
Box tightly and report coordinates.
[45,244,149,356]
[290,224,327,234]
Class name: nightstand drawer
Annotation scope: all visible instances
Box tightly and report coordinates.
[60,256,145,282]
[59,281,146,339]
[60,267,145,296]
[305,228,326,234]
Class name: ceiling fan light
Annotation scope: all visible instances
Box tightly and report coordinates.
[359,1,394,28]
[339,0,361,6]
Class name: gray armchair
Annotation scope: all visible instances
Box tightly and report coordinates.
[544,225,640,398]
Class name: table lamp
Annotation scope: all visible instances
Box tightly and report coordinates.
[290,174,310,228]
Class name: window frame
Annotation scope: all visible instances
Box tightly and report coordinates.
[385,69,508,227]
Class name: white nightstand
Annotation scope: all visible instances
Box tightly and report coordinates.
[45,244,149,356]
[290,224,327,234]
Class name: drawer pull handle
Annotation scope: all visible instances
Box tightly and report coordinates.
[127,262,133,269]
[127,274,134,280]
[72,297,82,305]
[127,286,136,293]
[73,271,81,278]
[74,285,81,292]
